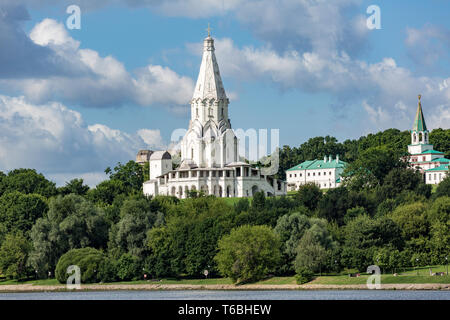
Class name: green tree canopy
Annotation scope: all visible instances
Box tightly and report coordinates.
[294,232,328,274]
[434,175,450,199]
[389,202,429,240]
[29,194,108,276]
[214,225,281,284]
[343,146,406,191]
[0,232,32,280]
[0,191,48,236]
[296,183,323,211]
[0,169,57,198]
[58,179,90,196]
[105,161,144,192]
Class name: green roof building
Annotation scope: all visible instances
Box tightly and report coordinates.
[286,155,347,191]
[407,95,449,184]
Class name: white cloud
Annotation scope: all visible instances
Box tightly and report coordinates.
[0,16,194,110]
[188,37,450,133]
[0,94,165,186]
[137,129,165,149]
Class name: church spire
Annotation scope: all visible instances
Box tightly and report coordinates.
[413,94,427,132]
[192,27,227,101]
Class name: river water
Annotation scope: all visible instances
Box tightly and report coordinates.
[0,290,449,300]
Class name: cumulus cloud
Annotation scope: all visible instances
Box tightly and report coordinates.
[188,37,450,132]
[0,9,194,110]
[0,94,166,186]
[0,4,82,79]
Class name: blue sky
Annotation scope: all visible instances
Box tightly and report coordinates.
[0,0,449,186]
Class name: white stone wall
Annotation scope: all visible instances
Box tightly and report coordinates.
[143,167,285,199]
[287,167,343,190]
[149,158,172,180]
[408,143,433,155]
[425,171,448,184]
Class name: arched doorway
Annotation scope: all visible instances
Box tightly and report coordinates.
[251,185,259,196]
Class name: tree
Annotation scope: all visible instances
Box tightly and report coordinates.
[87,179,128,206]
[294,232,328,274]
[58,179,90,196]
[0,191,48,236]
[389,202,429,240]
[342,215,403,271]
[343,147,406,191]
[317,187,350,225]
[116,253,141,281]
[274,210,311,273]
[251,191,266,210]
[427,197,450,263]
[55,247,105,284]
[296,183,322,211]
[214,225,281,284]
[0,233,32,280]
[379,168,429,201]
[105,161,144,192]
[0,169,57,198]
[434,175,450,199]
[29,194,108,277]
[344,206,366,224]
[146,197,234,278]
[429,128,450,159]
[109,198,157,259]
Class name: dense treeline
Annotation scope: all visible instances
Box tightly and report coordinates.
[277,128,450,179]
[0,129,449,284]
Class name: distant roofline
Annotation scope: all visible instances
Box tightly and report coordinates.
[287,158,347,171]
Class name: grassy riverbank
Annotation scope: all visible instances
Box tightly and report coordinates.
[1,265,448,288]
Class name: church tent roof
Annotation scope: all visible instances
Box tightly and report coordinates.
[412,95,427,132]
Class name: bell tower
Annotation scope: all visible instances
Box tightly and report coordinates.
[408,94,432,155]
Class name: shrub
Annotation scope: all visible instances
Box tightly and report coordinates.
[295,267,315,284]
[55,248,105,284]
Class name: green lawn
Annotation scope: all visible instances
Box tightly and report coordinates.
[2,265,448,286]
[312,274,450,285]
[0,278,60,286]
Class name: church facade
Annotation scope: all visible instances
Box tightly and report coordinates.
[143,32,286,198]
[407,95,449,184]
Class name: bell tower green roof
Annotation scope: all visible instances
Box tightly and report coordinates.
[412,94,427,132]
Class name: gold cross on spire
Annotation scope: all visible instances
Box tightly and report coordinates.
[206,23,212,37]
[418,94,421,101]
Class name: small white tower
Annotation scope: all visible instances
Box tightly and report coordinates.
[408,95,432,155]
[149,151,172,180]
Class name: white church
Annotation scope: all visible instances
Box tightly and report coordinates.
[143,31,286,198]
[407,95,449,184]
